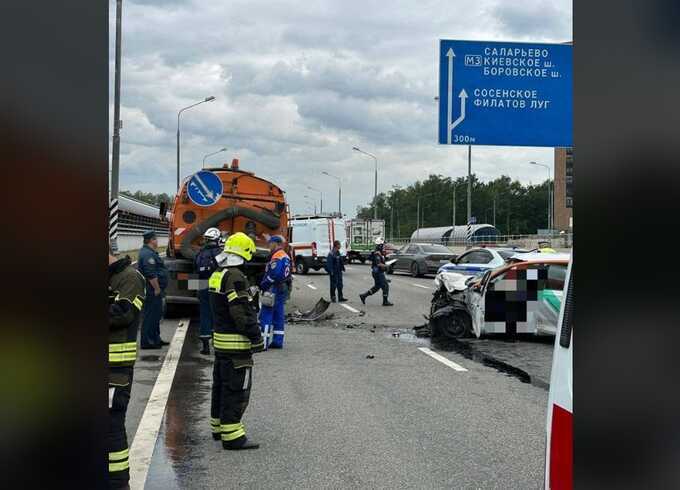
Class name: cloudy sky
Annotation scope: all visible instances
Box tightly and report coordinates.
[109,0,572,216]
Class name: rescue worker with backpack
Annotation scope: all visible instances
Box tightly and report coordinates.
[359,237,394,306]
[259,235,291,348]
[208,232,265,450]
[194,227,223,355]
[108,247,146,489]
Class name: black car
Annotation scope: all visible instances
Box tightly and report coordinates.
[386,243,457,277]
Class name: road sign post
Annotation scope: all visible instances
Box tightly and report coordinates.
[438,40,572,147]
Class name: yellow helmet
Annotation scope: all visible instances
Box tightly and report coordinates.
[223,232,256,261]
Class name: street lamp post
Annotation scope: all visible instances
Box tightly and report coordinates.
[530,161,552,232]
[352,146,378,219]
[202,147,227,168]
[451,181,465,229]
[307,185,323,214]
[110,0,123,253]
[321,171,342,215]
[390,185,400,241]
[416,191,439,240]
[304,195,317,215]
[176,95,216,190]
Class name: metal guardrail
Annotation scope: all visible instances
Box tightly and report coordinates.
[387,233,573,249]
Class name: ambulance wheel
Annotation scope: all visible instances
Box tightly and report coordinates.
[360,258,366,264]
[295,259,309,275]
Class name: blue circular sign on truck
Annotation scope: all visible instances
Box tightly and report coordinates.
[187,171,223,207]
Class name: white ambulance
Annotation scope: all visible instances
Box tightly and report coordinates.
[545,258,573,489]
[289,215,347,274]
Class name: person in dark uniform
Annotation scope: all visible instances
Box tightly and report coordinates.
[194,227,223,355]
[138,231,169,349]
[208,232,265,450]
[325,240,347,302]
[109,247,146,489]
[359,237,394,306]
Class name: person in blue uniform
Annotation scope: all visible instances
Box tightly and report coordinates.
[259,235,291,348]
[138,231,169,349]
[194,227,223,354]
[325,240,347,302]
[359,237,394,306]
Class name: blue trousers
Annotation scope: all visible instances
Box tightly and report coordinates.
[141,291,163,347]
[329,273,344,300]
[197,288,213,339]
[367,271,389,298]
[259,288,287,348]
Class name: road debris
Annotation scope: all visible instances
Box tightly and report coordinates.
[366,354,375,359]
[287,298,331,322]
[413,323,431,338]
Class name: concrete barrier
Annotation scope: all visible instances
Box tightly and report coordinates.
[117,233,168,252]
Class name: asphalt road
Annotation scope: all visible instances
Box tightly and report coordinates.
[127,265,553,489]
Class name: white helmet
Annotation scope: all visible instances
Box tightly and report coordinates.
[203,227,221,241]
[374,236,385,245]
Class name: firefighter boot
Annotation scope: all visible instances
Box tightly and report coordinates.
[223,437,260,450]
[200,338,210,355]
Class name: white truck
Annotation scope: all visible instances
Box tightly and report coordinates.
[345,218,385,264]
[289,215,347,274]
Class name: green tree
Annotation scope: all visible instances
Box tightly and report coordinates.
[357,174,550,237]
[121,190,173,208]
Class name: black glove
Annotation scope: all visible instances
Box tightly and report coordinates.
[250,334,265,353]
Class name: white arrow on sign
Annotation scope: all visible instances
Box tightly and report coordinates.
[193,173,216,201]
[446,48,455,144]
[449,88,468,134]
[445,48,468,142]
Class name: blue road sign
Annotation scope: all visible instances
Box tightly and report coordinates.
[438,40,572,147]
[187,171,223,207]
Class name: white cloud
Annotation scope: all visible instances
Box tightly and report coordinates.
[110,0,571,216]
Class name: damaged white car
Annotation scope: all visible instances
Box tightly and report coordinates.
[429,256,570,339]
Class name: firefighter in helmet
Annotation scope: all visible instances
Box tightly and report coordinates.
[208,232,264,450]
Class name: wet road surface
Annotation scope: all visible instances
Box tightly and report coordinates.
[127,265,553,489]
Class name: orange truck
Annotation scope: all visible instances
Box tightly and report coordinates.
[161,159,291,311]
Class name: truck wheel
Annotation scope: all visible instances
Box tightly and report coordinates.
[432,311,471,339]
[410,261,422,278]
[295,259,309,275]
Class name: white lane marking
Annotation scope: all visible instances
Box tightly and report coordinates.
[345,266,353,271]
[341,303,360,314]
[418,347,468,372]
[411,283,431,290]
[129,318,190,489]
[307,284,318,290]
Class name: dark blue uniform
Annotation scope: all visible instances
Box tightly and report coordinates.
[325,249,345,301]
[194,242,222,340]
[359,246,392,305]
[138,244,168,347]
